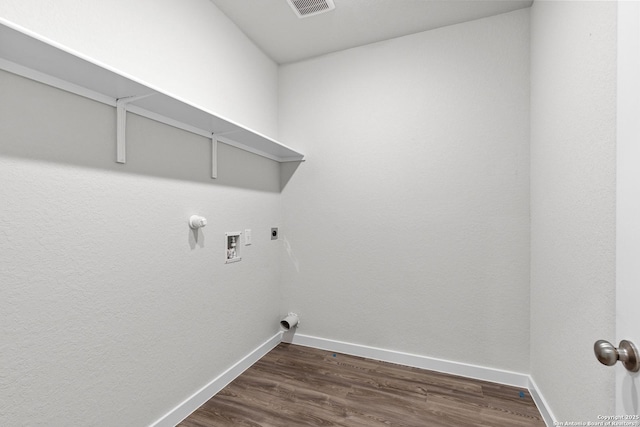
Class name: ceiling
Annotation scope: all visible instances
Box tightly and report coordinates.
[209,0,533,64]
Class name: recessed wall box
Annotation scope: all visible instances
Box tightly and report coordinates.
[225,232,242,263]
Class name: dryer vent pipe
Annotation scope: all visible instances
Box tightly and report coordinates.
[281,313,299,330]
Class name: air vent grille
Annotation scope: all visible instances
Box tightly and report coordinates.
[287,0,336,18]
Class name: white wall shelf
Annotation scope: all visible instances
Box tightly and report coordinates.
[0,19,305,169]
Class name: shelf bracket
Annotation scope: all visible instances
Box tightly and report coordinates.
[116,93,154,164]
[211,134,218,179]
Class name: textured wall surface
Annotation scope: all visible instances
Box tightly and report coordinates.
[0,0,279,138]
[530,0,617,422]
[0,1,282,424]
[0,30,282,427]
[0,0,281,426]
[0,0,621,423]
[278,10,531,373]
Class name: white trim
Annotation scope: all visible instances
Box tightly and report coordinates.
[150,331,555,427]
[288,334,555,426]
[616,0,640,417]
[0,57,212,142]
[0,57,115,106]
[150,332,283,427]
[528,377,557,427]
[279,156,308,163]
[288,333,529,388]
[126,105,214,140]
[116,100,127,164]
[215,135,304,163]
[216,135,282,163]
[211,136,218,179]
[0,58,298,162]
[0,19,305,163]
[0,57,301,163]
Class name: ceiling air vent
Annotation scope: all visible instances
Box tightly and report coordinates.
[286,0,336,19]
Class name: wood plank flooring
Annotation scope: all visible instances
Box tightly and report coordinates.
[179,343,545,427]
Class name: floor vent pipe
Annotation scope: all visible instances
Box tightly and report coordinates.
[281,313,300,330]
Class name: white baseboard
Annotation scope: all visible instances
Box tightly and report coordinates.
[287,333,556,427]
[150,331,283,427]
[288,333,530,387]
[151,331,556,427]
[527,376,557,427]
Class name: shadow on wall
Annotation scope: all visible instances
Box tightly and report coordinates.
[281,160,302,190]
[188,226,206,250]
[0,69,297,194]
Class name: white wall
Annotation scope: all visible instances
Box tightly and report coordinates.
[0,0,622,423]
[279,10,531,373]
[0,0,278,138]
[0,1,282,425]
[530,0,617,422]
[0,69,282,426]
[616,0,640,416]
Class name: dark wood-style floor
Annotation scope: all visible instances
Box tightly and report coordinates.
[179,343,545,427]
